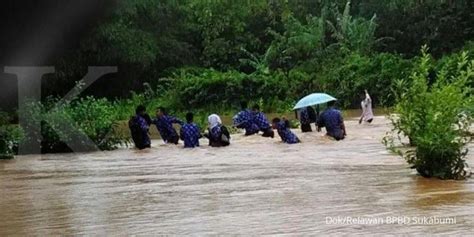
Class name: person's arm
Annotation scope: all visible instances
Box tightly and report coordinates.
[316,115,324,132]
[339,113,347,136]
[233,113,245,127]
[139,118,149,131]
[196,126,203,139]
[341,121,347,136]
[179,127,185,141]
[203,129,210,139]
[170,116,184,125]
[143,113,152,125]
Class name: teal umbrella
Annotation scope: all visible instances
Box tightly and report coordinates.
[293,93,337,110]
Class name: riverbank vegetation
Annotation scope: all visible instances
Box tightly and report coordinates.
[0,111,23,159]
[384,47,473,179]
[0,0,473,163]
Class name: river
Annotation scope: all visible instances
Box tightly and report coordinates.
[0,115,473,235]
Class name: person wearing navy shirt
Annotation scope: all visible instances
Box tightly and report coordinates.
[153,107,183,144]
[272,117,300,144]
[233,101,259,136]
[128,105,151,149]
[251,104,274,138]
[180,112,202,148]
[317,100,347,140]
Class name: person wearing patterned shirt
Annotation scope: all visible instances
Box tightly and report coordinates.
[271,117,300,144]
[153,107,183,144]
[317,101,347,140]
[128,105,151,149]
[233,101,259,136]
[205,114,230,147]
[180,112,202,148]
[251,104,274,138]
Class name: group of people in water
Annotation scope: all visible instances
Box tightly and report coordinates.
[128,90,374,149]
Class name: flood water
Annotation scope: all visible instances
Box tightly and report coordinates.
[1,115,473,235]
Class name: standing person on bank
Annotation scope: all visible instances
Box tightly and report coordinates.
[359,89,374,124]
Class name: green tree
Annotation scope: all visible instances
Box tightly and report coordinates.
[385,47,473,179]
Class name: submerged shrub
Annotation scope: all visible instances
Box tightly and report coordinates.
[385,47,473,179]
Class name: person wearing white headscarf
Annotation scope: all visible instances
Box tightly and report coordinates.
[205,114,230,147]
[208,114,222,129]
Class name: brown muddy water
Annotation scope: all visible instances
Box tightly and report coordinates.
[1,115,473,235]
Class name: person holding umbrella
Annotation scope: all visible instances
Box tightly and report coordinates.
[293,93,336,134]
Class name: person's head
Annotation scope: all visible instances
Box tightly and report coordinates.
[240,101,248,110]
[185,112,193,123]
[156,106,166,117]
[135,105,146,115]
[208,114,222,128]
[252,104,260,112]
[271,117,281,129]
[327,100,336,108]
[360,90,366,100]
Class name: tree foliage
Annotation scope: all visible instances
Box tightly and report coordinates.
[385,47,473,179]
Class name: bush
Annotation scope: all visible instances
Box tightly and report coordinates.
[0,111,24,159]
[385,47,473,180]
[164,69,295,112]
[20,97,127,153]
[310,52,412,108]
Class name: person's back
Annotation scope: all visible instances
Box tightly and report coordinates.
[153,107,183,144]
[359,90,374,124]
[272,118,300,144]
[129,105,151,149]
[254,111,270,130]
[252,104,274,137]
[317,102,346,140]
[180,112,201,148]
[233,102,259,135]
[207,114,230,147]
[208,125,230,147]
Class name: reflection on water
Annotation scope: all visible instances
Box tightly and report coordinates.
[0,116,473,235]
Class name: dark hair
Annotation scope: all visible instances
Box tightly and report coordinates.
[327,100,336,107]
[252,104,260,111]
[185,112,193,123]
[157,106,167,114]
[272,117,281,123]
[240,101,248,110]
[136,105,146,114]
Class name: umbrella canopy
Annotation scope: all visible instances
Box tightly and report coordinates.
[293,93,337,110]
